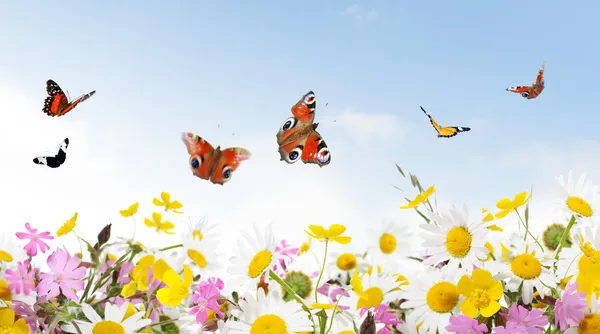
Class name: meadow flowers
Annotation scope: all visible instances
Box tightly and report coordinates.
[1,170,599,333]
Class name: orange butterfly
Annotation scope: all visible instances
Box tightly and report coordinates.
[181,132,251,185]
[43,79,96,117]
[506,61,546,99]
[276,91,331,167]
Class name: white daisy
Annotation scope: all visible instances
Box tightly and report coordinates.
[178,227,221,275]
[326,250,370,285]
[402,267,461,334]
[186,216,221,241]
[61,302,151,333]
[365,219,412,264]
[421,204,489,274]
[227,289,313,333]
[565,293,600,334]
[486,241,557,305]
[0,233,27,268]
[161,306,215,334]
[555,171,600,229]
[227,224,278,293]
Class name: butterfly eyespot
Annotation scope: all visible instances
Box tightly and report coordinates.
[281,117,296,131]
[317,147,330,164]
[521,92,529,98]
[304,93,315,104]
[287,147,303,163]
[190,157,201,169]
[222,167,233,180]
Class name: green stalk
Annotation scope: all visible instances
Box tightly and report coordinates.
[314,240,329,304]
[554,215,576,260]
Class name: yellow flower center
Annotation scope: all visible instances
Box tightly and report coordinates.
[579,313,600,334]
[426,282,459,313]
[0,280,12,301]
[247,250,273,279]
[92,320,126,334]
[192,229,203,241]
[0,251,13,262]
[188,249,208,268]
[445,227,472,258]
[356,287,384,310]
[379,233,397,254]
[469,288,491,309]
[336,253,357,271]
[250,314,288,334]
[567,196,593,218]
[511,254,542,280]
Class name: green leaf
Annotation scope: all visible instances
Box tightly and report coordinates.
[394,163,406,177]
[390,184,403,192]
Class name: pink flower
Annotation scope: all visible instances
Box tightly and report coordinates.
[555,282,588,330]
[118,262,133,284]
[4,260,35,296]
[371,304,402,334]
[446,314,488,334]
[492,321,529,334]
[272,240,299,276]
[502,304,548,334]
[37,248,87,301]
[191,277,224,326]
[10,300,40,332]
[15,223,54,257]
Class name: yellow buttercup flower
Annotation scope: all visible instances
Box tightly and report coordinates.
[56,212,78,237]
[0,308,29,333]
[481,208,503,231]
[156,264,193,307]
[457,268,503,318]
[144,212,175,235]
[494,191,530,219]
[120,202,139,218]
[400,185,435,209]
[305,224,351,244]
[152,192,184,214]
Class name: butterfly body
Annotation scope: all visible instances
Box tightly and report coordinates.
[33,138,69,168]
[276,91,331,167]
[181,132,251,185]
[43,79,96,117]
[421,106,470,138]
[506,61,546,99]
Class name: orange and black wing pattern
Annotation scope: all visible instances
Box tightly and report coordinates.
[421,106,470,138]
[43,79,96,117]
[506,61,546,99]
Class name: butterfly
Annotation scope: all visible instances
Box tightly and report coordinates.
[43,79,96,117]
[33,138,69,168]
[421,106,471,138]
[276,91,331,167]
[181,132,251,185]
[506,61,546,99]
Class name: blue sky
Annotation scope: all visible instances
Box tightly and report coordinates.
[1,1,599,259]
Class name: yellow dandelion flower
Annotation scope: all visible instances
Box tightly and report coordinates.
[400,185,435,209]
[120,202,139,217]
[152,192,184,214]
[56,212,78,237]
[305,224,351,244]
[144,212,175,235]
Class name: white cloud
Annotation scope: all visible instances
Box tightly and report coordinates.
[321,108,407,141]
[341,4,378,24]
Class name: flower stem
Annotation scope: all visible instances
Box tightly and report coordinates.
[159,244,183,252]
[515,209,545,252]
[554,215,576,260]
[131,216,137,240]
[314,240,329,304]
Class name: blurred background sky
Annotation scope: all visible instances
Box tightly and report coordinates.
[1,1,599,275]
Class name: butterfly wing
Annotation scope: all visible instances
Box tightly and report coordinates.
[421,106,443,136]
[43,80,70,116]
[506,85,535,99]
[33,138,69,168]
[208,147,252,185]
[181,132,217,181]
[58,90,97,116]
[437,126,471,138]
[300,130,331,167]
[291,91,316,123]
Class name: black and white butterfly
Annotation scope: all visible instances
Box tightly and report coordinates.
[33,138,69,168]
